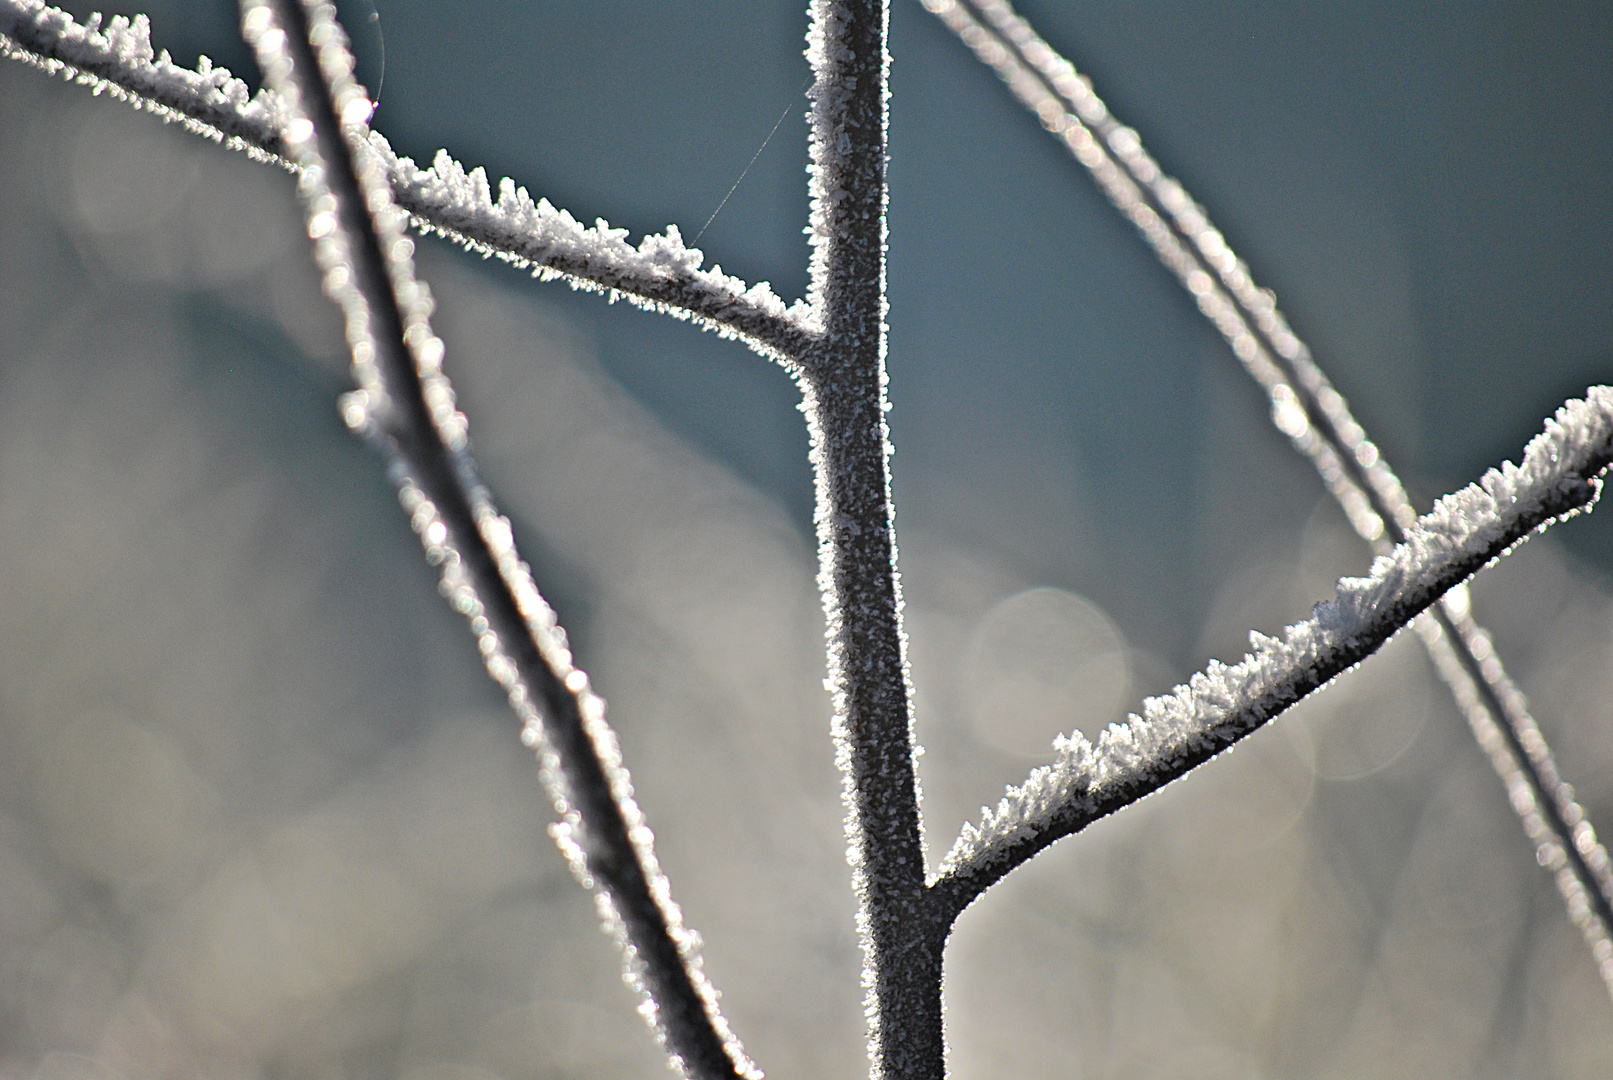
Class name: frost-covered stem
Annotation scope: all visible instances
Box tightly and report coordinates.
[804,3,944,1079]
[927,0,1613,991]
[934,389,1613,915]
[239,3,756,1077]
[0,0,811,362]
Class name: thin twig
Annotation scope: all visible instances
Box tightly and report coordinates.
[925,0,1613,990]
[933,388,1613,914]
[236,2,758,1077]
[0,0,814,365]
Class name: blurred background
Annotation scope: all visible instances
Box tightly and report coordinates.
[2,1,1612,1077]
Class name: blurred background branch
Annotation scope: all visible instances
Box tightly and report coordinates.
[236,1,758,1075]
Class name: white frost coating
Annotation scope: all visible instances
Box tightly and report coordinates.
[373,137,814,363]
[402,478,758,1079]
[805,5,946,1079]
[940,388,1613,886]
[0,0,288,155]
[928,0,1613,1000]
[0,0,813,365]
[240,2,757,1076]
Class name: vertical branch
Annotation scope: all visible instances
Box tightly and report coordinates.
[237,3,758,1077]
[804,3,946,1079]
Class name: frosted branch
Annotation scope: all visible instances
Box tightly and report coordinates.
[237,2,757,1077]
[803,3,944,1079]
[0,0,813,364]
[932,388,1613,917]
[378,139,815,365]
[925,0,1613,993]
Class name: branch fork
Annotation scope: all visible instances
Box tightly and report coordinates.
[7,2,1613,1078]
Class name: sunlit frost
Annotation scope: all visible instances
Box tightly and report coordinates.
[942,388,1613,884]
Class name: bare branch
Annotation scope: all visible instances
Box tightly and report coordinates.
[925,0,1613,990]
[932,388,1613,920]
[376,137,816,365]
[803,3,944,1078]
[0,0,814,364]
[236,2,758,1077]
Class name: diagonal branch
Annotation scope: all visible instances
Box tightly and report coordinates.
[236,2,757,1077]
[932,388,1613,921]
[926,0,1613,990]
[376,139,818,364]
[0,0,815,365]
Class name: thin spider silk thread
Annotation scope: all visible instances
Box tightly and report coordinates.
[693,75,811,245]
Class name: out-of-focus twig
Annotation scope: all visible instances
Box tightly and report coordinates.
[237,2,759,1077]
